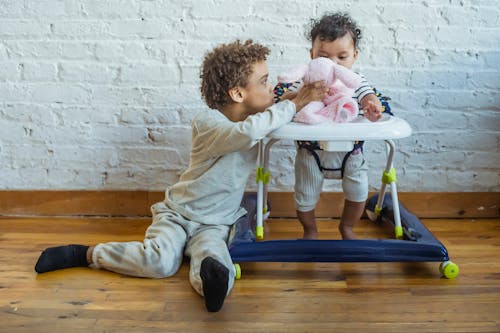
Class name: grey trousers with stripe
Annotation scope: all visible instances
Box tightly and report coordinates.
[294,148,369,212]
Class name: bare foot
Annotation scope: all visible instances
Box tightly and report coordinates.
[339,224,356,240]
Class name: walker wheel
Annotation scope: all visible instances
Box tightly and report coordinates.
[439,261,459,279]
[234,263,241,280]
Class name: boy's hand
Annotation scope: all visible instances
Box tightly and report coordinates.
[291,81,328,112]
[361,95,382,122]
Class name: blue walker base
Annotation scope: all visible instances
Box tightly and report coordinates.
[229,193,449,263]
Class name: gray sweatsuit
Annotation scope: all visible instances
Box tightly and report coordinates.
[91,100,296,297]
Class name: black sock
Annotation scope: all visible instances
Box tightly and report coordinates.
[200,257,229,312]
[35,244,89,273]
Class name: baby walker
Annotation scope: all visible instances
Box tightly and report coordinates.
[228,115,459,280]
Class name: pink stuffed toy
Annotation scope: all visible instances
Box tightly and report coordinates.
[278,57,362,124]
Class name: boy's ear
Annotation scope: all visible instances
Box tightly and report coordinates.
[309,48,313,59]
[353,48,359,61]
[228,86,244,103]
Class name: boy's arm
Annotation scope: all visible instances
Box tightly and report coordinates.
[197,81,328,157]
[195,101,297,158]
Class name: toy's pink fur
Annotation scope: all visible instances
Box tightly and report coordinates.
[278,57,362,124]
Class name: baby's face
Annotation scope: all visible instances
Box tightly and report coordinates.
[310,34,358,69]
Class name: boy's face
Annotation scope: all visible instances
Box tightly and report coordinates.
[310,33,358,69]
[240,61,274,114]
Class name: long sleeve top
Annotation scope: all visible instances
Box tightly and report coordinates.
[164,100,296,225]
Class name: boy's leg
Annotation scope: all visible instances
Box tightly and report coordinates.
[91,206,189,278]
[35,203,189,278]
[35,244,90,273]
[294,147,324,239]
[341,152,369,240]
[184,224,234,312]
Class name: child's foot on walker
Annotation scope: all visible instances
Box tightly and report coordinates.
[200,256,229,312]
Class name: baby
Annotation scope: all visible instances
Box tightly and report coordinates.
[276,12,390,240]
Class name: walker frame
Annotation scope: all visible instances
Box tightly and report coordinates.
[228,115,459,279]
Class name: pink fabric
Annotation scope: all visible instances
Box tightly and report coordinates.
[278,57,362,124]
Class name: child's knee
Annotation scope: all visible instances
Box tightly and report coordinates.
[344,186,368,203]
[140,240,183,278]
[294,193,319,212]
[342,154,368,202]
[144,259,180,278]
[343,172,368,202]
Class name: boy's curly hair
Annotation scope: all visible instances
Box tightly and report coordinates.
[200,39,270,110]
[307,12,362,48]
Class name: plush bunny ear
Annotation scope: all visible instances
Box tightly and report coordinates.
[332,63,362,89]
[278,64,309,83]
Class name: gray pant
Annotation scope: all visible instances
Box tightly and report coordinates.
[295,148,368,212]
[91,201,235,297]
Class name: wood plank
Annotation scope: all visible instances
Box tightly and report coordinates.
[1,216,500,332]
[0,190,163,217]
[0,191,498,218]
[267,192,500,218]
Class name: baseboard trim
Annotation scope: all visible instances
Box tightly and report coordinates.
[0,190,498,218]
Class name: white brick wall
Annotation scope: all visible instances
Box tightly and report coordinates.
[0,0,498,192]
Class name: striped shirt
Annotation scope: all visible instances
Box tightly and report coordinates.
[353,73,375,103]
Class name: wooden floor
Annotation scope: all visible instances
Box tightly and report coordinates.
[1,216,499,333]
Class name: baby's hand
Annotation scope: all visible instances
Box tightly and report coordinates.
[363,100,382,122]
[291,81,328,112]
[281,91,298,101]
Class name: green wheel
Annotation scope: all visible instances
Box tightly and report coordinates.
[440,261,459,279]
[234,263,241,280]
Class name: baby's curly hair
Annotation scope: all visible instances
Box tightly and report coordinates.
[200,39,270,110]
[307,12,362,48]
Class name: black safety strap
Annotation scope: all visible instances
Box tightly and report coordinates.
[297,140,364,178]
